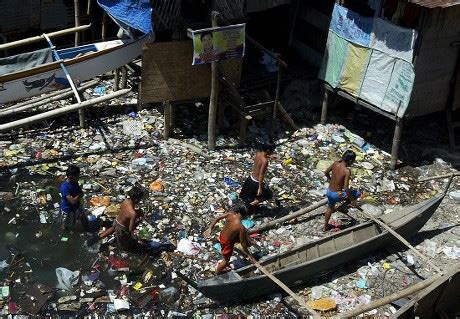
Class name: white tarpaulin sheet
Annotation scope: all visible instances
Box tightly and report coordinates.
[360,50,394,107]
[370,19,417,63]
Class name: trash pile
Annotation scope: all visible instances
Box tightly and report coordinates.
[0,87,459,317]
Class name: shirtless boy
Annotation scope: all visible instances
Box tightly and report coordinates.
[323,150,361,231]
[203,203,255,274]
[113,185,148,253]
[239,143,275,207]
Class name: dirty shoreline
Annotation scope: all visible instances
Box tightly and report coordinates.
[0,83,459,317]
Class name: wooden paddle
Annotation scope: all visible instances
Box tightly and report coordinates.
[235,247,321,318]
[356,206,443,274]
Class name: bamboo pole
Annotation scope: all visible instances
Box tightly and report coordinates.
[337,266,460,318]
[0,79,99,115]
[357,207,443,274]
[74,0,81,46]
[207,11,219,151]
[320,85,329,125]
[0,89,130,132]
[87,0,91,15]
[0,24,91,50]
[249,199,328,234]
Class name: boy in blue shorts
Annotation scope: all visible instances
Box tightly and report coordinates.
[323,150,361,231]
[60,165,88,231]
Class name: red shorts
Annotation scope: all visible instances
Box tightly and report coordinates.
[219,233,234,261]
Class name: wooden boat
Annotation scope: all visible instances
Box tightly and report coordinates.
[0,34,152,104]
[180,194,445,302]
[393,265,460,318]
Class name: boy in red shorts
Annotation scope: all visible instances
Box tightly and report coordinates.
[203,203,255,274]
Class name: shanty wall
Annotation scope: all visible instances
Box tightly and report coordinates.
[289,0,335,68]
[0,0,73,37]
[406,6,460,117]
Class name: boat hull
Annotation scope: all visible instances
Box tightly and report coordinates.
[0,35,151,104]
[195,195,443,302]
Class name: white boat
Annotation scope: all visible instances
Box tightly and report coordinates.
[0,34,152,104]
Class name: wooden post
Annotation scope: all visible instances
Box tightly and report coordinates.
[446,107,456,151]
[114,68,120,91]
[320,85,329,125]
[207,11,219,151]
[121,66,128,89]
[390,116,403,169]
[101,12,107,40]
[270,67,282,140]
[77,81,86,128]
[137,82,143,111]
[164,101,171,139]
[87,0,91,15]
[74,0,80,47]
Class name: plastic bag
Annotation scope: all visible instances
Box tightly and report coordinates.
[176,238,200,255]
[56,267,80,290]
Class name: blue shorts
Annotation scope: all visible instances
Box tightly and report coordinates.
[326,188,361,208]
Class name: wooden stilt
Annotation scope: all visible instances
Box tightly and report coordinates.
[446,106,456,151]
[270,67,282,140]
[207,11,220,151]
[77,82,86,128]
[114,68,120,91]
[87,0,91,15]
[121,66,128,89]
[320,85,329,125]
[390,117,403,169]
[164,101,171,139]
[101,12,107,40]
[74,0,80,47]
[137,82,143,111]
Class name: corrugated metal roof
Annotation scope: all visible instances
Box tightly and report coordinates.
[408,0,460,8]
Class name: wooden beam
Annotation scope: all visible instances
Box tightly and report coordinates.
[0,24,91,50]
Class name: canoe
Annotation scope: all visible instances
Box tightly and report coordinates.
[393,265,460,318]
[0,34,152,104]
[181,194,444,303]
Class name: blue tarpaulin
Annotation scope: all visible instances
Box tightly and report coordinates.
[97,0,153,34]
